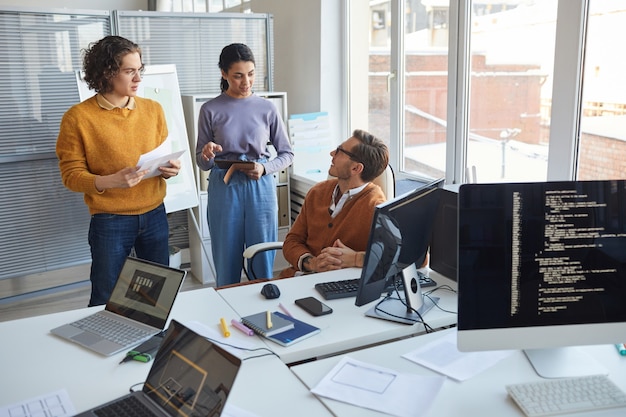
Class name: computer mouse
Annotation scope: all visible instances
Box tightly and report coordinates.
[261,283,280,299]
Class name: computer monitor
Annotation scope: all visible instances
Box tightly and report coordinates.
[457,180,626,378]
[355,178,444,324]
[429,184,460,281]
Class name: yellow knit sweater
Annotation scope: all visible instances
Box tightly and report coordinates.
[56,95,168,215]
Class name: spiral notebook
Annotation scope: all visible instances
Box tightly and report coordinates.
[266,312,321,347]
[240,311,294,337]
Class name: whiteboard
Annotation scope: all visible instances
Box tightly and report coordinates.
[76,64,198,213]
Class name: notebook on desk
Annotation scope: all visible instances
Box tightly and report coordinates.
[75,319,242,417]
[50,257,186,356]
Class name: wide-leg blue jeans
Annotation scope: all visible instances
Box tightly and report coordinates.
[207,167,277,286]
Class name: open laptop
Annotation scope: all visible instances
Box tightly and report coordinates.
[51,257,186,356]
[76,319,242,417]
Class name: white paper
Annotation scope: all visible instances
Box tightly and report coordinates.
[402,330,515,381]
[137,137,185,178]
[183,320,261,359]
[311,356,444,417]
[0,389,76,417]
[222,402,260,417]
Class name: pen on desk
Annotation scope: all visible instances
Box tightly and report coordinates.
[231,319,254,336]
[219,317,231,338]
[266,310,273,329]
[615,343,626,356]
[279,302,292,317]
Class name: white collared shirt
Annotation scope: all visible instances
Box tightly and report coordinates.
[329,182,369,219]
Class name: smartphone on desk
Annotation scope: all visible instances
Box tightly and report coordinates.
[295,296,333,316]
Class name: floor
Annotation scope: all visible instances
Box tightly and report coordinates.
[0,250,213,323]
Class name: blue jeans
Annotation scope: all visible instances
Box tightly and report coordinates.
[208,167,277,287]
[87,203,169,306]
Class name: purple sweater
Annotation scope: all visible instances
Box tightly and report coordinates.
[195,92,293,175]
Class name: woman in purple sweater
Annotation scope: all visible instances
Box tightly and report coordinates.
[196,43,293,286]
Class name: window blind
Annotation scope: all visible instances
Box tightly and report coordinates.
[1,8,274,283]
[115,11,274,95]
[0,8,112,280]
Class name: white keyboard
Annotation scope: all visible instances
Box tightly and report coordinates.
[506,374,626,417]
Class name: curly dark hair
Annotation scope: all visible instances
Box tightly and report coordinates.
[82,36,142,94]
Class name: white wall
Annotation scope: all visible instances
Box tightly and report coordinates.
[250,0,346,141]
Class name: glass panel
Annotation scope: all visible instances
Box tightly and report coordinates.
[402,1,449,179]
[467,1,557,183]
[578,1,626,180]
[367,1,450,181]
[368,3,391,153]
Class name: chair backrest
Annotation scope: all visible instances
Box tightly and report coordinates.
[327,164,395,200]
[371,164,395,200]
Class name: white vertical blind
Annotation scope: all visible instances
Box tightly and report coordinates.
[0,7,274,282]
[115,11,274,95]
[0,8,112,280]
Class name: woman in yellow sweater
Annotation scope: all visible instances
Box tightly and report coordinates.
[56,36,180,306]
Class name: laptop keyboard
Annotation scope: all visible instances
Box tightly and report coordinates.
[315,274,437,300]
[73,314,153,346]
[94,395,155,417]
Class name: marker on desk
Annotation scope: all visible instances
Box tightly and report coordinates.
[279,302,292,317]
[220,317,231,338]
[231,319,254,336]
[266,310,273,329]
[615,343,626,356]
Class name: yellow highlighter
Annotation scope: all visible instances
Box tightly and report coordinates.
[266,310,273,329]
[220,317,231,337]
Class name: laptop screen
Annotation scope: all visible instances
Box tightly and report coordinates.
[106,257,186,328]
[143,320,241,417]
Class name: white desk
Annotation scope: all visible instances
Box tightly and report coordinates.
[0,287,330,417]
[291,327,626,417]
[217,268,458,364]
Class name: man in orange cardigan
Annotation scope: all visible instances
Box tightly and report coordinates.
[280,129,389,278]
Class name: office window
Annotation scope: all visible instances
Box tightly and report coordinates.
[366,1,450,181]
[0,8,111,280]
[358,0,620,184]
[577,1,626,180]
[466,1,556,182]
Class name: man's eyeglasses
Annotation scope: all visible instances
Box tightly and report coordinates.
[335,146,362,163]
[122,66,145,78]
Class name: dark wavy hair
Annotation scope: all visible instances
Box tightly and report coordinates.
[82,36,142,94]
[351,129,389,182]
[218,43,256,92]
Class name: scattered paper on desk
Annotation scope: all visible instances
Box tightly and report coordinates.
[184,320,260,359]
[222,402,260,417]
[0,388,76,417]
[311,356,444,417]
[402,329,514,381]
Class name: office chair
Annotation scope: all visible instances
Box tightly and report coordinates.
[243,164,395,280]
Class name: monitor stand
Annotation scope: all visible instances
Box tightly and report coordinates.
[524,347,608,379]
[365,264,439,325]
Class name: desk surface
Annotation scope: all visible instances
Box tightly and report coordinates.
[291,327,626,417]
[0,287,330,417]
[217,268,458,364]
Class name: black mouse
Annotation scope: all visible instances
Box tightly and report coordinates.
[261,283,280,299]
